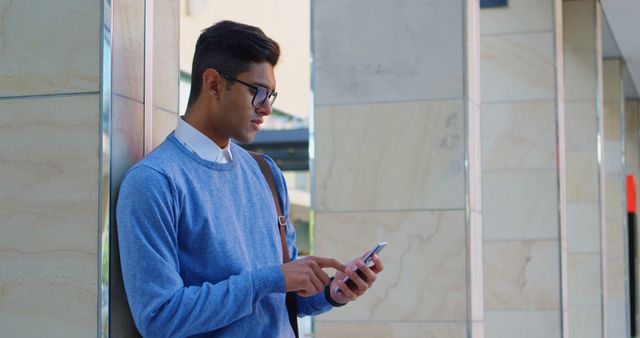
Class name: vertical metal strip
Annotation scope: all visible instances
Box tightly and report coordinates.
[99,0,113,336]
[594,2,608,337]
[464,0,482,336]
[144,0,154,154]
[552,0,569,336]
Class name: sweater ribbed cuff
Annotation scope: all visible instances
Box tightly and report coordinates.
[324,278,347,307]
[251,265,286,297]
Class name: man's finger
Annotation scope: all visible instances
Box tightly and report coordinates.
[313,257,347,272]
[371,254,384,273]
[307,273,325,294]
[309,262,331,286]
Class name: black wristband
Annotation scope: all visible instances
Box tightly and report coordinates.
[324,278,347,307]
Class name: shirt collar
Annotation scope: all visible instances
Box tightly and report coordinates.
[174,117,233,163]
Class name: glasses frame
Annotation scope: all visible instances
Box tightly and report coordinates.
[220,73,278,108]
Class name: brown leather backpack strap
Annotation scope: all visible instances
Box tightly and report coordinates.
[249,152,299,338]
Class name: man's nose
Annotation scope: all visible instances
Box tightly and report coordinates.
[256,100,273,116]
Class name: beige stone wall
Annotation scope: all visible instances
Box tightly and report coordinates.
[0,1,101,336]
[312,1,481,337]
[480,0,567,337]
[563,1,606,337]
[604,58,631,337]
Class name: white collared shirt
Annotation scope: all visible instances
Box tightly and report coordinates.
[174,117,233,163]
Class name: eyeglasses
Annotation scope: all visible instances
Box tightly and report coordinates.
[220,73,278,108]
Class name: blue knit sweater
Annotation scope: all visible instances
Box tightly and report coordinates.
[116,133,333,337]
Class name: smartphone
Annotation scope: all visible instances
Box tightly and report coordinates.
[336,241,387,294]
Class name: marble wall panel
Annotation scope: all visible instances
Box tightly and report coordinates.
[152,107,178,149]
[480,0,554,35]
[481,100,557,170]
[604,140,623,175]
[112,96,145,189]
[314,322,466,338]
[484,310,561,338]
[603,60,622,140]
[484,240,561,310]
[110,95,145,337]
[113,0,145,101]
[567,253,602,305]
[314,100,465,212]
[481,32,557,103]
[314,211,467,322]
[0,0,100,97]
[565,152,599,202]
[564,101,597,153]
[0,94,100,336]
[153,0,180,113]
[563,0,598,102]
[568,305,602,338]
[483,170,559,240]
[608,298,628,338]
[625,100,640,177]
[566,202,601,253]
[313,0,464,106]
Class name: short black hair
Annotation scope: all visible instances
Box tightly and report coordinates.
[187,20,280,109]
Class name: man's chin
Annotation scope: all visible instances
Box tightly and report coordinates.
[233,132,257,145]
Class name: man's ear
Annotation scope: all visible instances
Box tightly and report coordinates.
[202,68,223,98]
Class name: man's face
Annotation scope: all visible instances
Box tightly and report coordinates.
[217,62,275,144]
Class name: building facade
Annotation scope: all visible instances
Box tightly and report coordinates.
[1,0,639,337]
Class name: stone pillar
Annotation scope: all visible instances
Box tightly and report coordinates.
[603,58,631,337]
[109,0,179,335]
[312,1,482,337]
[480,0,567,337]
[626,98,640,333]
[0,1,102,336]
[0,1,179,335]
[562,1,606,337]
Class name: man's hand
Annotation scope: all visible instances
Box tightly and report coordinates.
[281,256,346,297]
[329,253,384,305]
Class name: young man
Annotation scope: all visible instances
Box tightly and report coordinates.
[116,21,383,337]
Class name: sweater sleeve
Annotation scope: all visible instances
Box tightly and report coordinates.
[116,165,285,337]
[262,156,335,316]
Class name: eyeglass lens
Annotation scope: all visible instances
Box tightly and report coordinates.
[253,87,276,108]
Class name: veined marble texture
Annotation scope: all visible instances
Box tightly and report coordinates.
[603,61,622,140]
[480,0,554,35]
[314,322,466,338]
[484,240,561,310]
[564,101,598,153]
[314,211,467,322]
[481,100,557,171]
[563,0,599,102]
[0,95,100,336]
[565,152,599,203]
[112,95,144,189]
[113,0,145,102]
[313,0,464,106]
[625,100,640,174]
[484,310,561,338]
[153,0,180,113]
[567,253,602,306]
[0,0,100,96]
[604,140,624,175]
[569,304,603,338]
[314,100,465,212]
[483,170,559,240]
[481,32,557,103]
[152,106,179,150]
[566,202,601,253]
